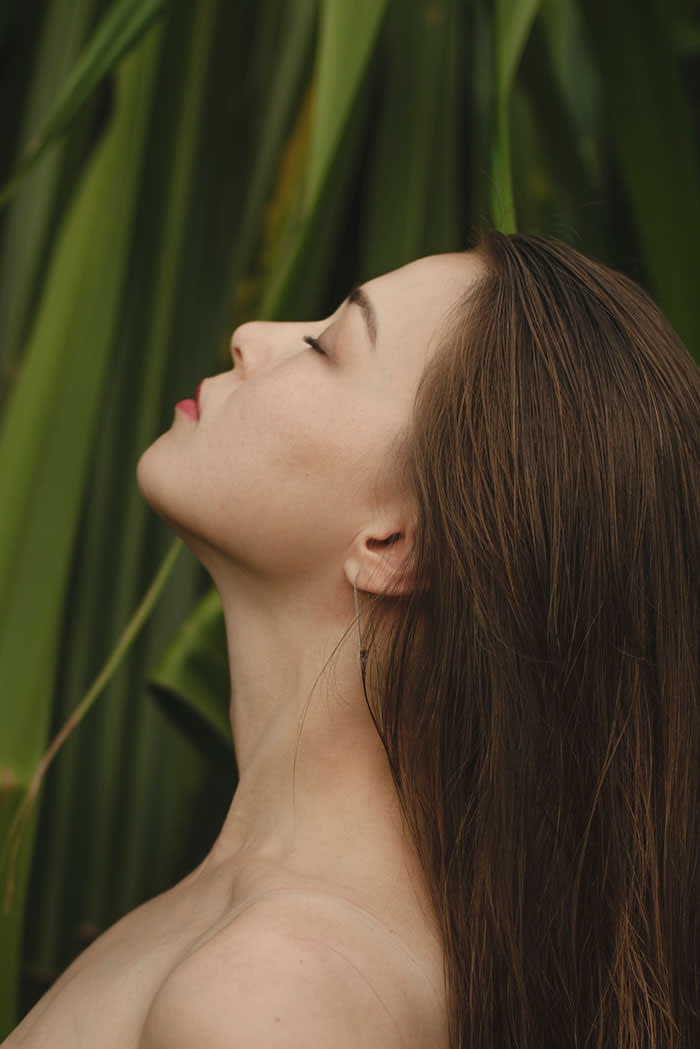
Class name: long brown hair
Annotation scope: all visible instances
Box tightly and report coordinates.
[372,233,700,1048]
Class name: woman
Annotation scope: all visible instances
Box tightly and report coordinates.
[6,234,699,1049]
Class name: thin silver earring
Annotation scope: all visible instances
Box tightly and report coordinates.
[353,570,369,700]
[352,575,385,739]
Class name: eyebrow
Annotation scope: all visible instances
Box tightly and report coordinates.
[347,285,378,349]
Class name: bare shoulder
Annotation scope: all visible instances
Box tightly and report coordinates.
[140,889,446,1049]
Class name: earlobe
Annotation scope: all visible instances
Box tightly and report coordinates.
[344,526,417,597]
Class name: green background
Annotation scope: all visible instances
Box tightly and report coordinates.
[0,0,698,1034]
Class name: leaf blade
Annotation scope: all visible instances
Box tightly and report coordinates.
[492,0,543,232]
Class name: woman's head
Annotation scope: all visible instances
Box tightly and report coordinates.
[373,232,700,1049]
[137,252,482,595]
[139,230,700,1047]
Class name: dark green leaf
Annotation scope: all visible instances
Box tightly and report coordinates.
[0,0,170,210]
[579,0,700,357]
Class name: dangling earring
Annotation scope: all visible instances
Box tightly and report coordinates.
[353,570,369,702]
[353,571,386,738]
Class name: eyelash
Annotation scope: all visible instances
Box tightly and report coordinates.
[303,334,326,356]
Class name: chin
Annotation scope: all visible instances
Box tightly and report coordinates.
[137,439,188,532]
[136,439,166,508]
[136,441,227,578]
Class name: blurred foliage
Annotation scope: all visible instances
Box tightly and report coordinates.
[0,0,698,1033]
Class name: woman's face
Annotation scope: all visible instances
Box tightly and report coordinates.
[137,252,482,582]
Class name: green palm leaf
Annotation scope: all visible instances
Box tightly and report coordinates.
[0,0,170,210]
[0,26,162,1031]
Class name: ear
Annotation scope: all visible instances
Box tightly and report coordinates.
[343,519,419,597]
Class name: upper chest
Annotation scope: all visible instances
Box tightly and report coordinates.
[139,866,447,1049]
[7,857,445,1049]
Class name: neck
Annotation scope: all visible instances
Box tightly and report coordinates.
[203,568,404,878]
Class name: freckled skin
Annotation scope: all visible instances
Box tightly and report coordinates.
[6,253,483,1049]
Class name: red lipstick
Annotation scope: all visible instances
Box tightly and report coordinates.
[176,399,199,421]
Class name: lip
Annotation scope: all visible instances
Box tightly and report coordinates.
[175,398,199,421]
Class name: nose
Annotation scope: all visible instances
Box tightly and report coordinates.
[229,321,296,377]
[230,322,265,376]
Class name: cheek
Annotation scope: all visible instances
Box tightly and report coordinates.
[221,377,406,514]
[219,375,357,481]
[136,375,409,575]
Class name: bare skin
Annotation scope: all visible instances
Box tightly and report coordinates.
[6,753,447,1049]
[4,253,482,1048]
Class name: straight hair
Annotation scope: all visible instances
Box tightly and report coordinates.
[370,233,700,1048]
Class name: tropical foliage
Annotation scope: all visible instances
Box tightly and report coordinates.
[0,0,698,1034]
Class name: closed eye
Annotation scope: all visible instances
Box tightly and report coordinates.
[303,334,326,356]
